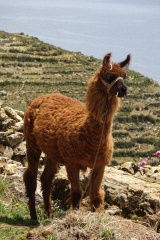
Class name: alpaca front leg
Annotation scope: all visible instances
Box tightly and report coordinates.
[90,165,105,211]
[40,159,58,218]
[65,164,82,209]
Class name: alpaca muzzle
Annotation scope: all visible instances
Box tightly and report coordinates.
[101,76,126,97]
[117,84,127,97]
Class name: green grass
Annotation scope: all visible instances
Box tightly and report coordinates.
[0,198,58,239]
[99,228,116,239]
[0,178,37,239]
[0,178,8,195]
[0,201,31,240]
[0,176,65,239]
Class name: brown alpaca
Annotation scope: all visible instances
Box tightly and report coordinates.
[23,53,131,220]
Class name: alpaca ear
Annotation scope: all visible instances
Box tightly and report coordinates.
[103,53,112,67]
[119,54,131,70]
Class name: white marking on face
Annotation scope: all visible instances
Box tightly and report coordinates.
[110,63,113,70]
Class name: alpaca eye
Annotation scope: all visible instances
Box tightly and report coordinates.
[105,75,110,80]
[105,75,115,84]
[105,75,111,82]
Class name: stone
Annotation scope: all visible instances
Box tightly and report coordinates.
[13,141,26,165]
[0,90,7,96]
[6,132,24,147]
[13,121,24,131]
[4,163,17,175]
[0,107,7,121]
[0,129,15,145]
[103,167,160,226]
[51,167,70,208]
[2,146,13,159]
[4,106,22,122]
[105,206,122,216]
[8,160,22,166]
[4,166,29,202]
[42,230,53,237]
[0,100,3,107]
[15,109,24,118]
[152,172,160,181]
[13,141,26,156]
[0,156,8,173]
[1,118,16,131]
[0,156,9,163]
[152,166,160,173]
[143,165,154,176]
[0,166,4,173]
[0,144,5,155]
[0,132,7,144]
[119,162,138,174]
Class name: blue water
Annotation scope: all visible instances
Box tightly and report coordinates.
[0,0,160,83]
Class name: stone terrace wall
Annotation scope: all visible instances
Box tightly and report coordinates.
[0,103,26,173]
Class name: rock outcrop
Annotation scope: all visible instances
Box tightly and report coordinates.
[50,166,160,230]
[0,104,26,171]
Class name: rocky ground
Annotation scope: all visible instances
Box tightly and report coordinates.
[0,104,160,239]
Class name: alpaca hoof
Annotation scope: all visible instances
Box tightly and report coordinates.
[71,191,82,209]
[30,218,39,226]
[29,204,38,221]
[90,189,104,211]
[48,213,54,218]
[46,211,54,219]
[31,214,38,221]
[91,198,103,211]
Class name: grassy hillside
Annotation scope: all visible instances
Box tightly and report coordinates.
[0,30,160,163]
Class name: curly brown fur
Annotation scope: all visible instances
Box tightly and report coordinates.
[23,53,131,219]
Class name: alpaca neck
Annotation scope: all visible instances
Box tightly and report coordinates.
[86,75,120,123]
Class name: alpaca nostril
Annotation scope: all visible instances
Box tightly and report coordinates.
[120,86,127,94]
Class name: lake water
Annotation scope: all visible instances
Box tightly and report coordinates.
[0,0,160,84]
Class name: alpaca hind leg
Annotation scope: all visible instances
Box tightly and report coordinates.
[90,165,105,211]
[23,145,41,220]
[65,164,82,209]
[40,159,58,218]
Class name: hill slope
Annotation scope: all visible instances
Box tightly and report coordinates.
[0,31,159,163]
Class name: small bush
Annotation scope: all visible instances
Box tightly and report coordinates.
[115,141,135,149]
[121,106,132,113]
[113,132,129,138]
[99,229,116,239]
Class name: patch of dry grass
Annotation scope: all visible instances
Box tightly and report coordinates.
[27,210,160,240]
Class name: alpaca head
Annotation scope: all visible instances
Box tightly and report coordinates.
[99,53,131,98]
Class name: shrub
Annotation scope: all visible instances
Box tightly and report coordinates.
[113,132,129,138]
[115,141,135,149]
[99,229,116,239]
[121,106,132,113]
